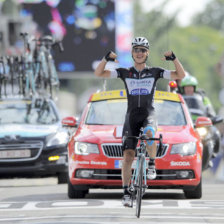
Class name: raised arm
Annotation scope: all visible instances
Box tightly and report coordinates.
[94,51,117,78]
[164,51,186,80]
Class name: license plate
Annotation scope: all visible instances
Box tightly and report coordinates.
[115,160,137,169]
[0,150,31,159]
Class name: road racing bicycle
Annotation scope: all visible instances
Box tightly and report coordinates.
[125,131,163,218]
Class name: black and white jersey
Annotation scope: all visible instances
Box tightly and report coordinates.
[111,66,171,114]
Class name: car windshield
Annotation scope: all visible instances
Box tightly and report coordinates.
[182,95,206,115]
[86,99,126,125]
[85,99,186,126]
[183,95,205,110]
[0,99,59,125]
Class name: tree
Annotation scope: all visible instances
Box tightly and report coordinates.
[133,0,224,110]
[193,0,224,31]
[133,0,178,90]
[169,26,224,109]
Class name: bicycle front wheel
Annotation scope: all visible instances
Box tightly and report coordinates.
[136,154,144,218]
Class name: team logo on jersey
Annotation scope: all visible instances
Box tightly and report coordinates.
[126,78,155,95]
[141,73,153,78]
[131,89,149,95]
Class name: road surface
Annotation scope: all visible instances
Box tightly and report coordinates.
[0,170,224,224]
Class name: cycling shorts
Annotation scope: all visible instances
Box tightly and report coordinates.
[122,108,157,151]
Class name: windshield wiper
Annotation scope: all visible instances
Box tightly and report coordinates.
[86,122,106,125]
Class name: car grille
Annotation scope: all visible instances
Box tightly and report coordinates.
[0,141,44,162]
[101,143,169,158]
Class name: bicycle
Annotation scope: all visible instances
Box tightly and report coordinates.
[125,131,163,218]
[33,35,63,99]
[20,32,37,97]
[0,32,63,99]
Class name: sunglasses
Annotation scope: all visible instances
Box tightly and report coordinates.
[133,48,148,53]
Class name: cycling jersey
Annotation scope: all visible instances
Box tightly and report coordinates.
[111,66,171,150]
[111,66,171,113]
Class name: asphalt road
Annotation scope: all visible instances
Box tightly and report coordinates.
[0,170,224,224]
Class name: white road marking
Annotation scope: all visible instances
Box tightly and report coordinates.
[52,201,88,206]
[178,200,192,208]
[0,203,11,208]
[0,200,224,211]
[0,214,224,222]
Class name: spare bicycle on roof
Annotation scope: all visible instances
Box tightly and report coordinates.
[0,32,64,100]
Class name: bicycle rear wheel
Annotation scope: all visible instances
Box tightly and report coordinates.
[136,154,144,218]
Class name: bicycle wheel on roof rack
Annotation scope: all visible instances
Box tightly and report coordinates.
[0,57,7,98]
[34,62,46,96]
[48,61,59,99]
[15,56,26,96]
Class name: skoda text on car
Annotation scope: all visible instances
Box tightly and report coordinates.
[0,97,69,183]
[63,89,212,199]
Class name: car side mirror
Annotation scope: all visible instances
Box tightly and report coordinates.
[62,116,78,128]
[211,116,223,125]
[195,116,212,128]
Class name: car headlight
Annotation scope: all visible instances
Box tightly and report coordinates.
[170,142,196,156]
[196,127,208,138]
[196,127,212,140]
[46,132,69,147]
[74,142,99,155]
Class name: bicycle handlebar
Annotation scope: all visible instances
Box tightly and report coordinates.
[20,32,29,37]
[125,134,162,142]
[35,36,64,52]
[57,41,64,52]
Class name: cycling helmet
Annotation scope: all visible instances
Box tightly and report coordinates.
[180,75,198,87]
[132,37,149,49]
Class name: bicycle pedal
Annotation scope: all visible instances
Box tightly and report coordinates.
[129,186,135,192]
[131,194,136,200]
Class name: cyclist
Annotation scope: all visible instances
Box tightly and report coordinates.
[94,36,186,207]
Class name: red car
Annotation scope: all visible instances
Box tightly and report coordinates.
[63,89,212,199]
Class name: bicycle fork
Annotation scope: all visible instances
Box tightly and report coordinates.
[130,155,147,197]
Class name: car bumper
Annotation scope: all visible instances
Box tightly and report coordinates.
[0,162,67,176]
[69,168,201,189]
[70,177,200,191]
[0,146,67,177]
[68,152,202,189]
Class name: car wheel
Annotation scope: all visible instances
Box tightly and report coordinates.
[57,172,68,184]
[202,142,213,170]
[184,179,202,199]
[68,180,89,199]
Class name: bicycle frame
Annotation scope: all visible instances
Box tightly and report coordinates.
[126,133,163,218]
[0,33,63,99]
[131,141,147,192]
[33,36,63,99]
[20,32,37,97]
[24,53,36,96]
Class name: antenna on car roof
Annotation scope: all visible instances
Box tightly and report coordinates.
[103,79,107,91]
[165,14,170,70]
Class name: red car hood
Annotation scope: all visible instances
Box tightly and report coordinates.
[75,125,119,144]
[75,124,197,144]
[157,125,197,144]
